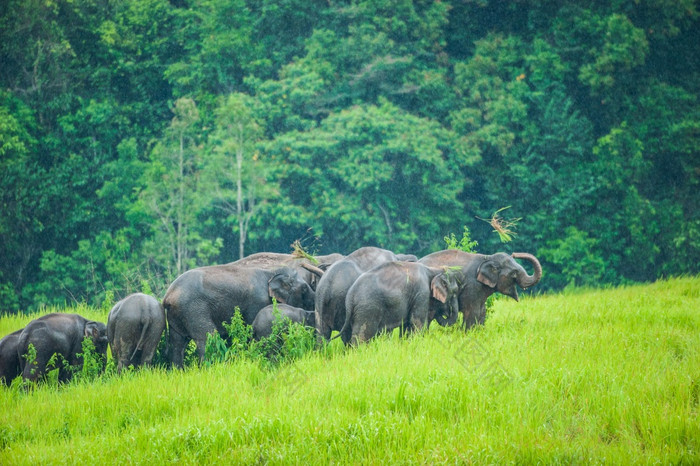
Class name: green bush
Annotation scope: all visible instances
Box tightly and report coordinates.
[201,304,316,370]
[74,337,106,383]
[444,226,478,253]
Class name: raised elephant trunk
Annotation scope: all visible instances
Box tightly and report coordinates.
[512,253,542,289]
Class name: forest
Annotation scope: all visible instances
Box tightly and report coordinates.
[1,0,699,312]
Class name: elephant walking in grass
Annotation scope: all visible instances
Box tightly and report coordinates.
[108,293,166,373]
[163,265,318,367]
[419,251,542,329]
[339,261,460,345]
[17,313,108,383]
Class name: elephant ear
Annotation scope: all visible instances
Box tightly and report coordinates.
[430,274,449,303]
[84,321,99,339]
[268,269,294,304]
[477,261,499,288]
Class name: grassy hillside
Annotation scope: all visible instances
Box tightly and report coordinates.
[1,277,699,464]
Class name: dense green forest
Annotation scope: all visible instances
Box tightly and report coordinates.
[1,0,698,311]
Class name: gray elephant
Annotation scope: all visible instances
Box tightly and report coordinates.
[108,293,166,373]
[252,303,315,340]
[339,261,460,345]
[17,313,108,383]
[0,329,23,386]
[419,251,542,329]
[315,246,418,340]
[163,265,317,367]
[233,251,341,290]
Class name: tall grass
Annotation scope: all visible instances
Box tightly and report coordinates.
[1,277,698,464]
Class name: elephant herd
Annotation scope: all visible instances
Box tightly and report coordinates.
[0,246,541,386]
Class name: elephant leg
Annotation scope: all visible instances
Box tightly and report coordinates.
[111,340,122,372]
[117,337,136,373]
[191,320,218,363]
[139,337,159,367]
[316,317,332,342]
[168,328,188,369]
[351,319,378,345]
[462,304,484,330]
[405,319,422,337]
[339,322,353,345]
[475,303,487,325]
[21,354,46,383]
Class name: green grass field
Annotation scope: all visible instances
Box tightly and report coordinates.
[1,277,699,464]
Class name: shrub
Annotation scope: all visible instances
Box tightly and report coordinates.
[75,336,106,383]
[444,226,478,253]
[250,301,316,368]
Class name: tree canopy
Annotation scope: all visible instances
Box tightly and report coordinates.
[1,0,698,310]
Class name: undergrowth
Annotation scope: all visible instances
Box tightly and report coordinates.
[204,302,316,370]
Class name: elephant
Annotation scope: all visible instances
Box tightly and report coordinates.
[233,252,342,290]
[0,329,23,386]
[17,313,108,383]
[252,303,315,340]
[315,246,418,340]
[419,251,542,329]
[163,265,317,367]
[107,293,166,373]
[339,261,460,345]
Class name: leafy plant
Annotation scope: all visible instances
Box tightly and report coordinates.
[75,337,106,383]
[444,226,478,252]
[204,331,229,367]
[22,343,38,377]
[222,307,254,358]
[250,301,316,368]
[150,331,170,368]
[203,307,254,366]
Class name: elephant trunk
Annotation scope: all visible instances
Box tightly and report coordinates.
[300,262,324,277]
[512,253,542,289]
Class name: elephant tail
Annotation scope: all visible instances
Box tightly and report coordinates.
[130,319,150,362]
[331,304,352,343]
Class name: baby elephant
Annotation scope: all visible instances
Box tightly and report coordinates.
[340,261,460,345]
[108,293,166,372]
[18,313,108,383]
[252,303,315,340]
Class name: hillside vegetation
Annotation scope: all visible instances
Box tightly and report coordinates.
[1,1,699,311]
[1,277,698,464]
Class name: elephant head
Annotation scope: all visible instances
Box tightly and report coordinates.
[476,252,542,301]
[430,269,460,326]
[268,267,316,311]
[84,320,109,356]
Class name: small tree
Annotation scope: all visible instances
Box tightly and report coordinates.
[203,93,275,259]
[139,97,204,278]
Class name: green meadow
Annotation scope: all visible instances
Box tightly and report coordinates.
[1,277,698,464]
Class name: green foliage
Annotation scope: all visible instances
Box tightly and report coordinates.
[203,331,229,367]
[75,336,106,383]
[444,226,478,253]
[203,308,253,366]
[101,290,115,314]
[202,305,315,369]
[0,0,699,308]
[539,227,607,289]
[222,306,255,358]
[249,302,316,368]
[150,331,170,369]
[22,343,38,377]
